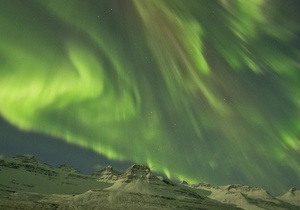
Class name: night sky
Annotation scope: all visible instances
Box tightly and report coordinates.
[1,0,300,195]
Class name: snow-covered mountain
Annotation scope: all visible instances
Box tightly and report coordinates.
[0,155,299,210]
[92,165,121,183]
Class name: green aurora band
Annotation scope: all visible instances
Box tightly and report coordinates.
[0,0,300,194]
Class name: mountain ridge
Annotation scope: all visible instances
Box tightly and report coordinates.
[0,155,299,210]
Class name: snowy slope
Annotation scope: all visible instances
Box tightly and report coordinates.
[0,155,299,210]
[190,183,299,210]
[0,154,111,195]
[277,187,300,207]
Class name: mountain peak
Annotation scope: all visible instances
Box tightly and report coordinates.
[288,187,297,195]
[192,182,215,189]
[14,154,37,163]
[118,164,158,183]
[16,154,35,159]
[92,165,121,182]
[100,165,113,172]
[58,164,78,173]
[0,155,299,209]
[225,184,263,192]
[180,180,189,185]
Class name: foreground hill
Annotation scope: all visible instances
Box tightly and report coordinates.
[0,155,298,210]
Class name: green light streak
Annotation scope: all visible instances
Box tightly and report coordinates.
[0,0,299,195]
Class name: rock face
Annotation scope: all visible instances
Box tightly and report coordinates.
[180,180,188,185]
[0,155,58,177]
[0,155,299,210]
[92,165,121,183]
[58,164,78,173]
[117,164,158,183]
[191,182,217,189]
[0,155,110,195]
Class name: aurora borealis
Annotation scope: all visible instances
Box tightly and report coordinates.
[0,0,299,195]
